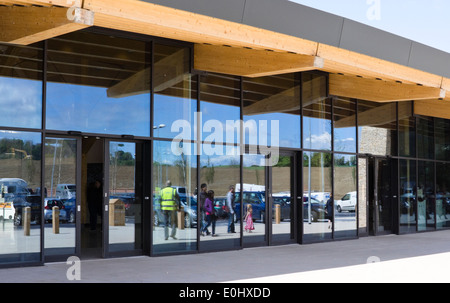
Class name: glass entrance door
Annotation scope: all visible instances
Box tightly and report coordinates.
[369,157,396,236]
[270,153,297,245]
[44,136,80,261]
[106,141,143,256]
[242,152,298,247]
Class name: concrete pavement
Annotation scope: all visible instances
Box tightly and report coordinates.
[2,230,450,283]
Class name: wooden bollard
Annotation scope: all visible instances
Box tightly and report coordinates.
[53,206,60,234]
[177,206,184,230]
[275,204,281,224]
[23,206,31,236]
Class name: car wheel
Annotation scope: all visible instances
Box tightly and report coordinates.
[154,213,159,226]
[69,212,75,223]
[311,211,318,222]
[184,214,191,228]
[14,213,22,226]
[337,205,342,213]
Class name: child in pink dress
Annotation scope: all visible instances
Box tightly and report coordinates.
[244,204,254,232]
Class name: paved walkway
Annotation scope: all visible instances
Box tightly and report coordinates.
[2,230,450,283]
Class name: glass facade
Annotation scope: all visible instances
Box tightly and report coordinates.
[1,29,450,267]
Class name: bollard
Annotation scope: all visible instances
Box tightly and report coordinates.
[275,204,281,224]
[53,206,60,234]
[24,206,31,236]
[177,206,184,230]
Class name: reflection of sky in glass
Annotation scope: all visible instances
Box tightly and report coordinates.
[201,101,240,144]
[154,94,196,139]
[0,77,42,129]
[334,127,356,153]
[303,116,332,151]
[46,82,150,136]
[244,113,300,148]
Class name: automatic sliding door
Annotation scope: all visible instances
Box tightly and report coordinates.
[44,137,79,259]
[242,154,267,247]
[107,141,142,255]
[271,154,296,244]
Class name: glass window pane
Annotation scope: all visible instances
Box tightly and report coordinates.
[44,137,77,257]
[435,119,450,161]
[436,163,450,229]
[0,131,41,264]
[200,73,240,144]
[334,154,357,239]
[398,102,415,157]
[358,100,397,156]
[302,73,330,151]
[400,159,416,233]
[46,32,150,136]
[152,140,197,254]
[199,145,240,251]
[417,117,434,159]
[0,43,42,129]
[333,98,356,153]
[303,151,332,242]
[417,161,434,231]
[153,44,195,140]
[243,74,300,148]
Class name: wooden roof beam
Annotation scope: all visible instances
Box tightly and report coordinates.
[0,6,94,45]
[194,44,323,78]
[329,74,446,103]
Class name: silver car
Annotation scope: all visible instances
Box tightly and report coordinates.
[44,198,67,223]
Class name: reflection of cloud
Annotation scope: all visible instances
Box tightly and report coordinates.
[0,79,41,128]
[304,132,331,149]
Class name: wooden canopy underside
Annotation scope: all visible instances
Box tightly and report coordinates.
[0,0,449,119]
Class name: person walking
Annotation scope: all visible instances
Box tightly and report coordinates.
[201,190,217,237]
[198,183,207,232]
[161,180,180,240]
[326,195,333,230]
[226,185,236,233]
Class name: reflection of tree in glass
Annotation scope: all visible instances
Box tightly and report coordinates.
[202,156,215,184]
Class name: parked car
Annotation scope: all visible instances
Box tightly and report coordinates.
[212,197,229,220]
[336,191,357,213]
[181,196,198,228]
[13,195,41,226]
[303,196,326,222]
[44,198,67,223]
[62,198,76,223]
[234,191,266,223]
[273,196,292,221]
[55,184,76,199]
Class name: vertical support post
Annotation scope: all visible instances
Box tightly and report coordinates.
[275,204,281,224]
[24,206,31,236]
[178,206,184,230]
[53,206,60,234]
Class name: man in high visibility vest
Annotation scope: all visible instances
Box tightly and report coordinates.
[161,180,180,240]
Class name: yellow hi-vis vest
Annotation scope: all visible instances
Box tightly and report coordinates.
[161,187,177,211]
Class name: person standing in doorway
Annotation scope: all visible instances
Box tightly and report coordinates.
[226,185,236,233]
[87,180,102,231]
[161,180,180,240]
